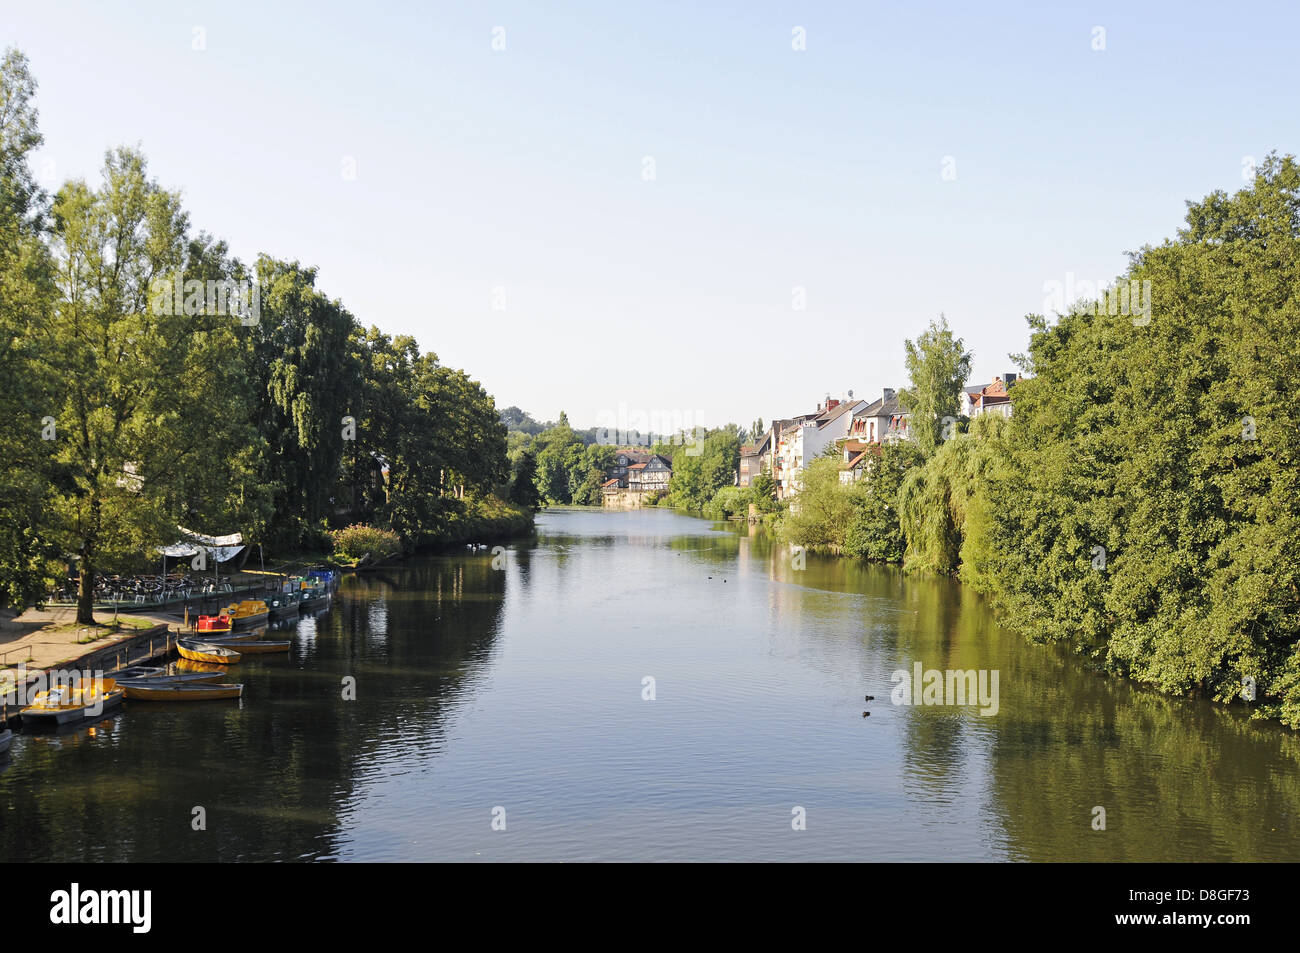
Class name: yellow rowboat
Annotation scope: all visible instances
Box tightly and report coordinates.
[222,600,270,629]
[21,678,124,725]
[176,639,241,665]
[122,682,243,702]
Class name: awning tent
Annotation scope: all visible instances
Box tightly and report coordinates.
[156,528,245,563]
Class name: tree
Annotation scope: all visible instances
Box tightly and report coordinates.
[985,154,1300,726]
[509,448,542,510]
[898,314,972,457]
[43,147,262,622]
[0,47,58,607]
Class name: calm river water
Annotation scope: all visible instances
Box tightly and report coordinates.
[2,508,1297,861]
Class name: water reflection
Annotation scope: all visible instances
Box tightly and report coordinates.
[2,509,1297,861]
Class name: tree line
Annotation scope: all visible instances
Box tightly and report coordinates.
[0,49,523,623]
[777,155,1300,727]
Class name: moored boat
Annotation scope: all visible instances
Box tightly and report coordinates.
[267,590,301,620]
[222,600,269,628]
[112,665,166,680]
[122,682,243,702]
[194,614,233,636]
[0,728,12,754]
[20,678,124,726]
[176,639,241,665]
[114,671,228,686]
[196,630,261,643]
[214,638,291,655]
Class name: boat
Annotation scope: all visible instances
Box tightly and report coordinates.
[194,613,233,636]
[20,678,124,726]
[195,630,261,643]
[222,600,269,628]
[112,665,166,679]
[211,638,291,655]
[175,639,242,665]
[113,671,228,686]
[296,578,330,611]
[0,728,12,754]
[122,682,243,702]
[307,568,339,590]
[267,590,301,620]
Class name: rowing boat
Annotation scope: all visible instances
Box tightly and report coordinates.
[214,638,291,655]
[175,639,241,665]
[195,630,261,643]
[20,678,124,725]
[122,682,243,702]
[114,671,228,686]
[113,665,166,679]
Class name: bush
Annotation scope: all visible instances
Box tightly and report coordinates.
[329,524,403,563]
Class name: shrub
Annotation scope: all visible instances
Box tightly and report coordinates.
[329,524,403,563]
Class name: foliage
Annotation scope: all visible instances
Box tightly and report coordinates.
[898,314,972,457]
[844,441,925,561]
[329,523,402,562]
[983,154,1300,726]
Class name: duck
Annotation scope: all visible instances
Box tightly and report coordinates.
[862,711,871,718]
[864,695,875,702]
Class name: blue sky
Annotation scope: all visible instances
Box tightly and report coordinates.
[5,0,1296,429]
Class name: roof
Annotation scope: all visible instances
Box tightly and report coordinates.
[814,401,858,429]
[855,393,909,418]
[843,451,868,470]
[628,462,646,470]
[601,478,619,488]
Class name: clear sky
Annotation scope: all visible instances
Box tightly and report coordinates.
[5,1,1296,430]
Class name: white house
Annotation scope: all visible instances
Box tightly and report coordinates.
[774,397,866,499]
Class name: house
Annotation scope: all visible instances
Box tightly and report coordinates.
[602,451,672,507]
[846,389,911,446]
[967,374,1019,418]
[627,455,671,492]
[774,397,866,499]
[607,450,651,485]
[839,440,879,484]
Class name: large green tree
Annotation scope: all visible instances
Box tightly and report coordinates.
[43,147,263,622]
[898,315,972,456]
[986,154,1300,726]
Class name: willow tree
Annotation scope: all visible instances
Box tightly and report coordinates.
[243,257,362,549]
[43,147,261,622]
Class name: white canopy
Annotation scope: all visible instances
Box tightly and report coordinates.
[157,527,246,562]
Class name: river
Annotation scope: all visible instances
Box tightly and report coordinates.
[1,507,1297,861]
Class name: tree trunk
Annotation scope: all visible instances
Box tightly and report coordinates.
[76,554,95,625]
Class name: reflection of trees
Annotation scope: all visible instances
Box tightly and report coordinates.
[739,521,1300,861]
[0,557,508,862]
